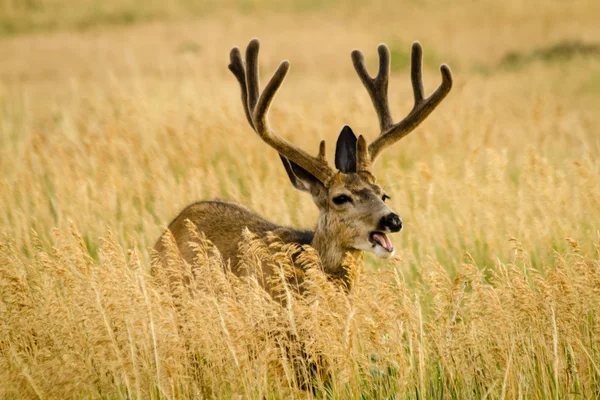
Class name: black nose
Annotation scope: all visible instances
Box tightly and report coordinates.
[379,213,402,233]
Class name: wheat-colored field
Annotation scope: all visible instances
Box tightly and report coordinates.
[1,0,600,398]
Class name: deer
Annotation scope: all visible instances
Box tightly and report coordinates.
[154,38,452,293]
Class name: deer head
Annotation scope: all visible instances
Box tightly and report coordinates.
[228,39,452,260]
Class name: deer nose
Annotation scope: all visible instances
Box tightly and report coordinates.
[379,213,402,233]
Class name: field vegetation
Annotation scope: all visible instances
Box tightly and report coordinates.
[1,0,600,398]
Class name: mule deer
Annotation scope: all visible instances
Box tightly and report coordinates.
[154,39,452,291]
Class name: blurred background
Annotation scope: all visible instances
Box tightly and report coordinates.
[1,0,599,273]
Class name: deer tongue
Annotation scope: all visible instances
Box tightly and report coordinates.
[372,232,393,252]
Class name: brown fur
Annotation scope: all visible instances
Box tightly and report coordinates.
[154,172,395,290]
[154,199,312,274]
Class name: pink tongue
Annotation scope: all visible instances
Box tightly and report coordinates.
[373,232,393,251]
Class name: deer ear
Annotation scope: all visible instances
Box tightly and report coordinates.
[335,125,358,173]
[279,155,324,193]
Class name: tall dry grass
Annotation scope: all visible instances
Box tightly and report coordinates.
[2,223,600,398]
[1,0,600,398]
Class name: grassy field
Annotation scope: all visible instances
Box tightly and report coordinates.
[1,0,600,398]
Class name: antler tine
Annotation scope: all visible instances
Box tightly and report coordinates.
[245,39,260,112]
[368,42,453,163]
[228,47,254,129]
[228,39,335,184]
[351,44,393,131]
[410,43,425,104]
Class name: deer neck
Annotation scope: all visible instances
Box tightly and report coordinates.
[310,213,361,287]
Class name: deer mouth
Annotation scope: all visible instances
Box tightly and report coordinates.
[369,231,394,253]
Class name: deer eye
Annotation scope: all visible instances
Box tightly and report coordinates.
[382,194,390,202]
[332,195,352,205]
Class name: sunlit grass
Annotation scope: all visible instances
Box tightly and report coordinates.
[1,0,600,397]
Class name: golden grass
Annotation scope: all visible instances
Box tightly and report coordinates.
[1,1,600,398]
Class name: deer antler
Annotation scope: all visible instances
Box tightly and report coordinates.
[228,39,335,184]
[351,42,453,170]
